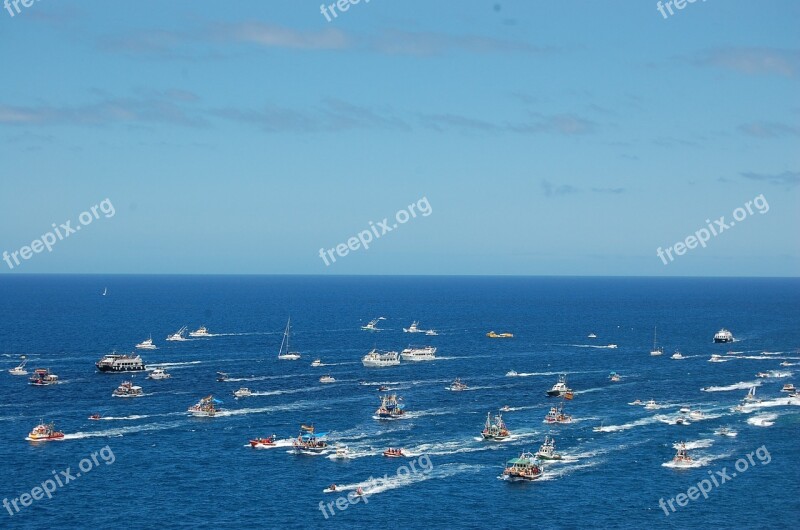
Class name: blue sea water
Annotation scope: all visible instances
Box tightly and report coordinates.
[0,275,798,529]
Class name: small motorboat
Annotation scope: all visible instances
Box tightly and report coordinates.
[709,354,725,363]
[675,417,690,425]
[234,387,252,398]
[486,331,513,338]
[311,359,323,367]
[425,329,438,336]
[679,406,691,414]
[331,446,351,459]
[689,410,705,420]
[216,372,229,382]
[135,336,157,350]
[756,372,770,378]
[714,427,737,437]
[323,484,337,493]
[166,326,188,341]
[249,435,276,448]
[189,326,212,338]
[500,405,512,412]
[781,383,796,393]
[319,375,336,384]
[606,344,618,349]
[644,400,658,410]
[383,448,405,458]
[26,421,65,442]
[671,351,685,360]
[672,442,694,467]
[377,385,389,392]
[629,399,643,406]
[588,333,597,339]
[148,368,171,380]
[609,372,621,382]
[88,413,102,421]
[506,370,519,377]
[447,378,468,391]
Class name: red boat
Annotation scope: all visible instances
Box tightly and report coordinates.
[383,448,405,458]
[88,414,102,421]
[249,435,276,448]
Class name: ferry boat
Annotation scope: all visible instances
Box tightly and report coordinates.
[375,394,405,418]
[26,421,65,442]
[233,387,252,398]
[403,321,423,333]
[292,425,328,453]
[609,372,621,382]
[277,317,301,360]
[189,326,211,338]
[362,349,400,367]
[166,326,188,341]
[361,317,385,332]
[135,336,157,350]
[781,383,796,393]
[506,370,519,377]
[536,435,562,460]
[147,368,171,380]
[713,328,734,343]
[546,374,572,397]
[249,435,276,448]
[650,326,664,356]
[447,378,468,391]
[502,452,543,481]
[8,358,28,376]
[400,346,437,361]
[96,353,146,373]
[481,412,510,440]
[671,350,685,360]
[216,372,229,382]
[29,368,59,386]
[486,331,513,338]
[672,442,694,467]
[644,399,658,410]
[311,359,323,367]
[383,448,405,458]
[319,375,336,384]
[544,403,572,424]
[112,381,143,398]
[188,395,223,417]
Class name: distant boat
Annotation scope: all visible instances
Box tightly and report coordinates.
[29,368,59,386]
[714,427,737,437]
[743,386,759,403]
[403,321,423,333]
[216,371,229,382]
[26,421,65,442]
[8,357,28,376]
[292,425,327,453]
[606,344,618,349]
[544,403,572,424]
[102,287,107,296]
[277,318,301,360]
[188,395,223,417]
[644,400,658,410]
[234,387,252,398]
[332,446,352,459]
[375,394,405,418]
[671,350,684,360]
[383,448,406,458]
[782,383,796,393]
[147,368,171,380]
[486,331,513,338]
[135,336,157,350]
[546,374,572,397]
[714,328,734,343]
[319,375,336,384]
[362,349,400,367]
[609,372,621,382]
[189,326,211,338]
[166,326,188,342]
[650,326,664,356]
[506,370,519,377]
[425,329,438,336]
[588,333,597,339]
[447,378,468,391]
[311,359,323,367]
[249,435,276,448]
[672,442,694,467]
[481,412,510,440]
[112,381,143,398]
[96,353,145,373]
[536,435,562,460]
[361,317,385,332]
[400,346,436,361]
[709,354,725,363]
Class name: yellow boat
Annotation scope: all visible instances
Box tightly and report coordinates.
[486,331,514,338]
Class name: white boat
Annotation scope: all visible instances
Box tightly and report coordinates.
[96,353,146,373]
[277,318,301,360]
[588,333,597,339]
[403,321,423,333]
[361,317,385,332]
[362,349,400,367]
[188,395,222,417]
[8,358,28,376]
[679,406,691,414]
[311,359,323,367]
[743,386,759,402]
[425,329,438,336]
[147,368,171,380]
[672,442,694,467]
[166,326,188,341]
[781,383,796,393]
[135,336,157,350]
[506,370,519,377]
[320,375,336,384]
[234,387,252,398]
[447,378,468,391]
[536,435,562,460]
[644,400,658,410]
[400,346,436,361]
[609,372,621,382]
[650,326,664,356]
[331,446,351,460]
[670,350,684,360]
[689,410,705,420]
[189,326,211,338]
[102,287,107,296]
[780,361,793,367]
[756,372,770,378]
[714,427,737,437]
[607,344,618,349]
[709,354,725,363]
[714,328,734,343]
[546,374,572,397]
[112,381,143,398]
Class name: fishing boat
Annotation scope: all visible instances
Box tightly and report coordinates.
[189,326,211,338]
[112,381,143,398]
[672,442,694,467]
[311,359,323,367]
[29,368,59,386]
[714,328,734,343]
[546,374,572,397]
[447,378,468,391]
[331,446,352,459]
[26,421,65,442]
[96,353,146,373]
[166,326,188,341]
[319,375,336,384]
[544,403,572,424]
[249,435,276,448]
[506,370,519,377]
[781,383,796,393]
[383,448,405,458]
[588,333,597,339]
[292,425,328,453]
[375,394,405,418]
[502,452,543,481]
[403,321,423,333]
[650,326,664,356]
[233,387,252,398]
[609,372,621,382]
[8,358,28,376]
[644,399,658,410]
[147,368,171,380]
[486,331,513,338]
[400,346,437,361]
[671,350,685,360]
[135,336,157,350]
[481,412,510,440]
[188,395,223,417]
[277,318,301,360]
[536,435,562,460]
[362,349,400,367]
[361,317,385,332]
[216,372,229,382]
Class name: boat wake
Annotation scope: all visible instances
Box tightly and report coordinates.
[148,361,202,369]
[333,463,483,496]
[98,415,150,421]
[747,413,778,427]
[674,439,714,450]
[63,420,186,440]
[593,415,663,433]
[702,381,761,392]
[735,397,800,414]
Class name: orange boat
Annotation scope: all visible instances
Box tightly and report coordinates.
[249,435,276,448]
[27,421,65,442]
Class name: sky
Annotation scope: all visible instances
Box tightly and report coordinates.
[0,0,798,276]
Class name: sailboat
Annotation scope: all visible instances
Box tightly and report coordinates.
[277,318,301,360]
[650,326,664,356]
[102,287,107,296]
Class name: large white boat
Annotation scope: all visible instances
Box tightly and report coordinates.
[29,368,59,386]
[713,328,734,343]
[536,435,562,460]
[8,358,28,376]
[96,353,146,373]
[147,368,171,380]
[403,321,423,333]
[188,395,222,417]
[362,349,400,367]
[650,326,664,356]
[112,381,143,398]
[135,336,157,350]
[189,326,212,338]
[277,318,301,360]
[361,317,385,332]
[400,346,437,361]
[546,374,572,397]
[166,326,188,341]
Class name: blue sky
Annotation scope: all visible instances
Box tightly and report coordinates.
[0,1,797,276]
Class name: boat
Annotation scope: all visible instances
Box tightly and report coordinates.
[8,358,28,376]
[481,412,510,440]
[671,350,685,360]
[644,400,658,410]
[500,405,512,412]
[147,368,171,380]
[506,370,519,377]
[323,484,337,494]
[630,399,643,406]
[277,317,301,360]
[311,359,323,367]
[292,425,328,453]
[544,403,572,424]
[135,336,157,350]
[26,421,65,442]
[403,321,424,333]
[689,410,705,420]
[362,349,400,367]
[679,406,691,414]
[756,372,770,378]
[29,368,59,386]
[361,317,385,332]
[672,442,694,467]
[536,435,562,460]
[189,326,211,338]
[331,446,352,459]
[425,329,438,336]
[714,427,737,437]
[675,417,690,425]
[383,448,405,458]
[216,371,229,382]
[319,375,336,384]
[564,391,574,400]
[650,326,664,356]
[249,435,276,448]
[166,326,188,341]
[709,354,725,363]
[502,452,543,481]
[486,331,513,338]
[714,328,734,343]
[188,395,223,417]
[88,414,102,421]
[607,344,618,349]
[96,353,146,373]
[588,333,597,339]
[375,394,405,418]
[781,383,796,393]
[743,386,759,402]
[377,385,389,392]
[447,378,468,391]
[780,361,793,367]
[609,372,621,382]
[102,287,107,296]
[400,346,437,361]
[112,381,143,398]
[233,387,252,398]
[546,374,572,397]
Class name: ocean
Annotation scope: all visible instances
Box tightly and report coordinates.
[0,275,798,529]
